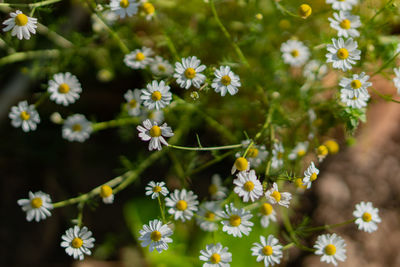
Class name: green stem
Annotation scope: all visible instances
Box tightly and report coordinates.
[168,143,243,151]
[91,117,140,132]
[157,195,166,223]
[76,202,85,227]
[304,219,356,232]
[371,51,400,77]
[0,0,62,8]
[188,150,235,175]
[0,49,60,66]
[371,88,400,104]
[34,92,49,108]
[282,242,295,250]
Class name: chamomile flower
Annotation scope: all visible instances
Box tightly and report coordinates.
[110,0,139,19]
[9,101,40,132]
[141,80,172,110]
[265,183,292,208]
[145,181,169,199]
[353,201,381,233]
[233,170,263,202]
[251,235,283,267]
[281,40,310,67]
[137,119,174,151]
[62,114,92,142]
[17,191,53,222]
[314,233,346,266]
[209,174,228,201]
[150,56,173,76]
[124,89,142,116]
[124,47,154,69]
[2,10,37,40]
[48,72,82,106]
[231,157,250,174]
[339,72,372,98]
[138,219,173,253]
[326,38,361,71]
[199,243,232,267]
[303,60,328,81]
[271,143,284,170]
[326,0,358,11]
[211,66,241,96]
[258,203,277,228]
[329,11,361,38]
[99,185,114,204]
[324,140,340,154]
[174,56,206,89]
[235,140,268,168]
[317,145,329,162]
[196,201,222,232]
[393,67,400,94]
[141,1,155,20]
[60,226,95,260]
[340,88,369,108]
[288,141,308,160]
[219,203,254,237]
[302,161,319,189]
[165,189,199,222]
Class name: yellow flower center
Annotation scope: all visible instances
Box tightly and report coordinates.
[277,152,284,159]
[362,212,372,222]
[152,185,162,193]
[205,211,215,220]
[184,68,196,79]
[340,19,351,29]
[317,145,328,156]
[72,124,82,132]
[135,52,145,61]
[58,83,70,94]
[323,140,339,154]
[260,203,273,215]
[176,200,188,211]
[243,181,255,192]
[129,99,137,108]
[262,245,273,256]
[350,79,362,89]
[151,91,162,101]
[149,125,162,137]
[295,178,307,189]
[291,49,300,58]
[30,197,43,208]
[270,191,281,202]
[297,149,306,157]
[208,184,218,195]
[234,157,248,171]
[324,244,336,255]
[120,0,130,8]
[15,13,28,26]
[157,64,166,71]
[221,75,232,86]
[100,185,113,198]
[337,48,349,59]
[352,96,358,100]
[71,237,83,248]
[150,230,162,241]
[210,253,221,264]
[247,148,259,158]
[298,4,312,19]
[143,2,155,15]
[20,111,30,121]
[229,215,241,226]
[279,19,290,30]
[310,172,318,182]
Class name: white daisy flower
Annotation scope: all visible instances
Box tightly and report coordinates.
[173,56,206,89]
[265,183,292,208]
[218,203,254,238]
[231,157,250,174]
[124,47,154,69]
[62,114,92,142]
[138,219,173,253]
[329,11,361,38]
[326,38,361,71]
[233,170,263,202]
[271,143,284,170]
[281,40,310,67]
[302,161,319,189]
[17,191,53,222]
[314,233,346,266]
[141,1,155,20]
[209,174,228,201]
[48,72,82,106]
[199,243,232,266]
[339,72,372,98]
[303,60,328,81]
[251,235,283,267]
[340,88,369,109]
[288,141,308,160]
[137,119,174,151]
[150,56,173,76]
[141,80,172,110]
[258,203,277,228]
[353,201,381,233]
[110,0,139,19]
[165,189,199,222]
[326,0,358,11]
[99,185,114,204]
[235,140,268,168]
[2,10,37,40]
[60,226,95,260]
[196,201,222,232]
[9,100,40,132]
[211,66,241,96]
[393,67,400,94]
[124,89,142,116]
[145,181,169,199]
